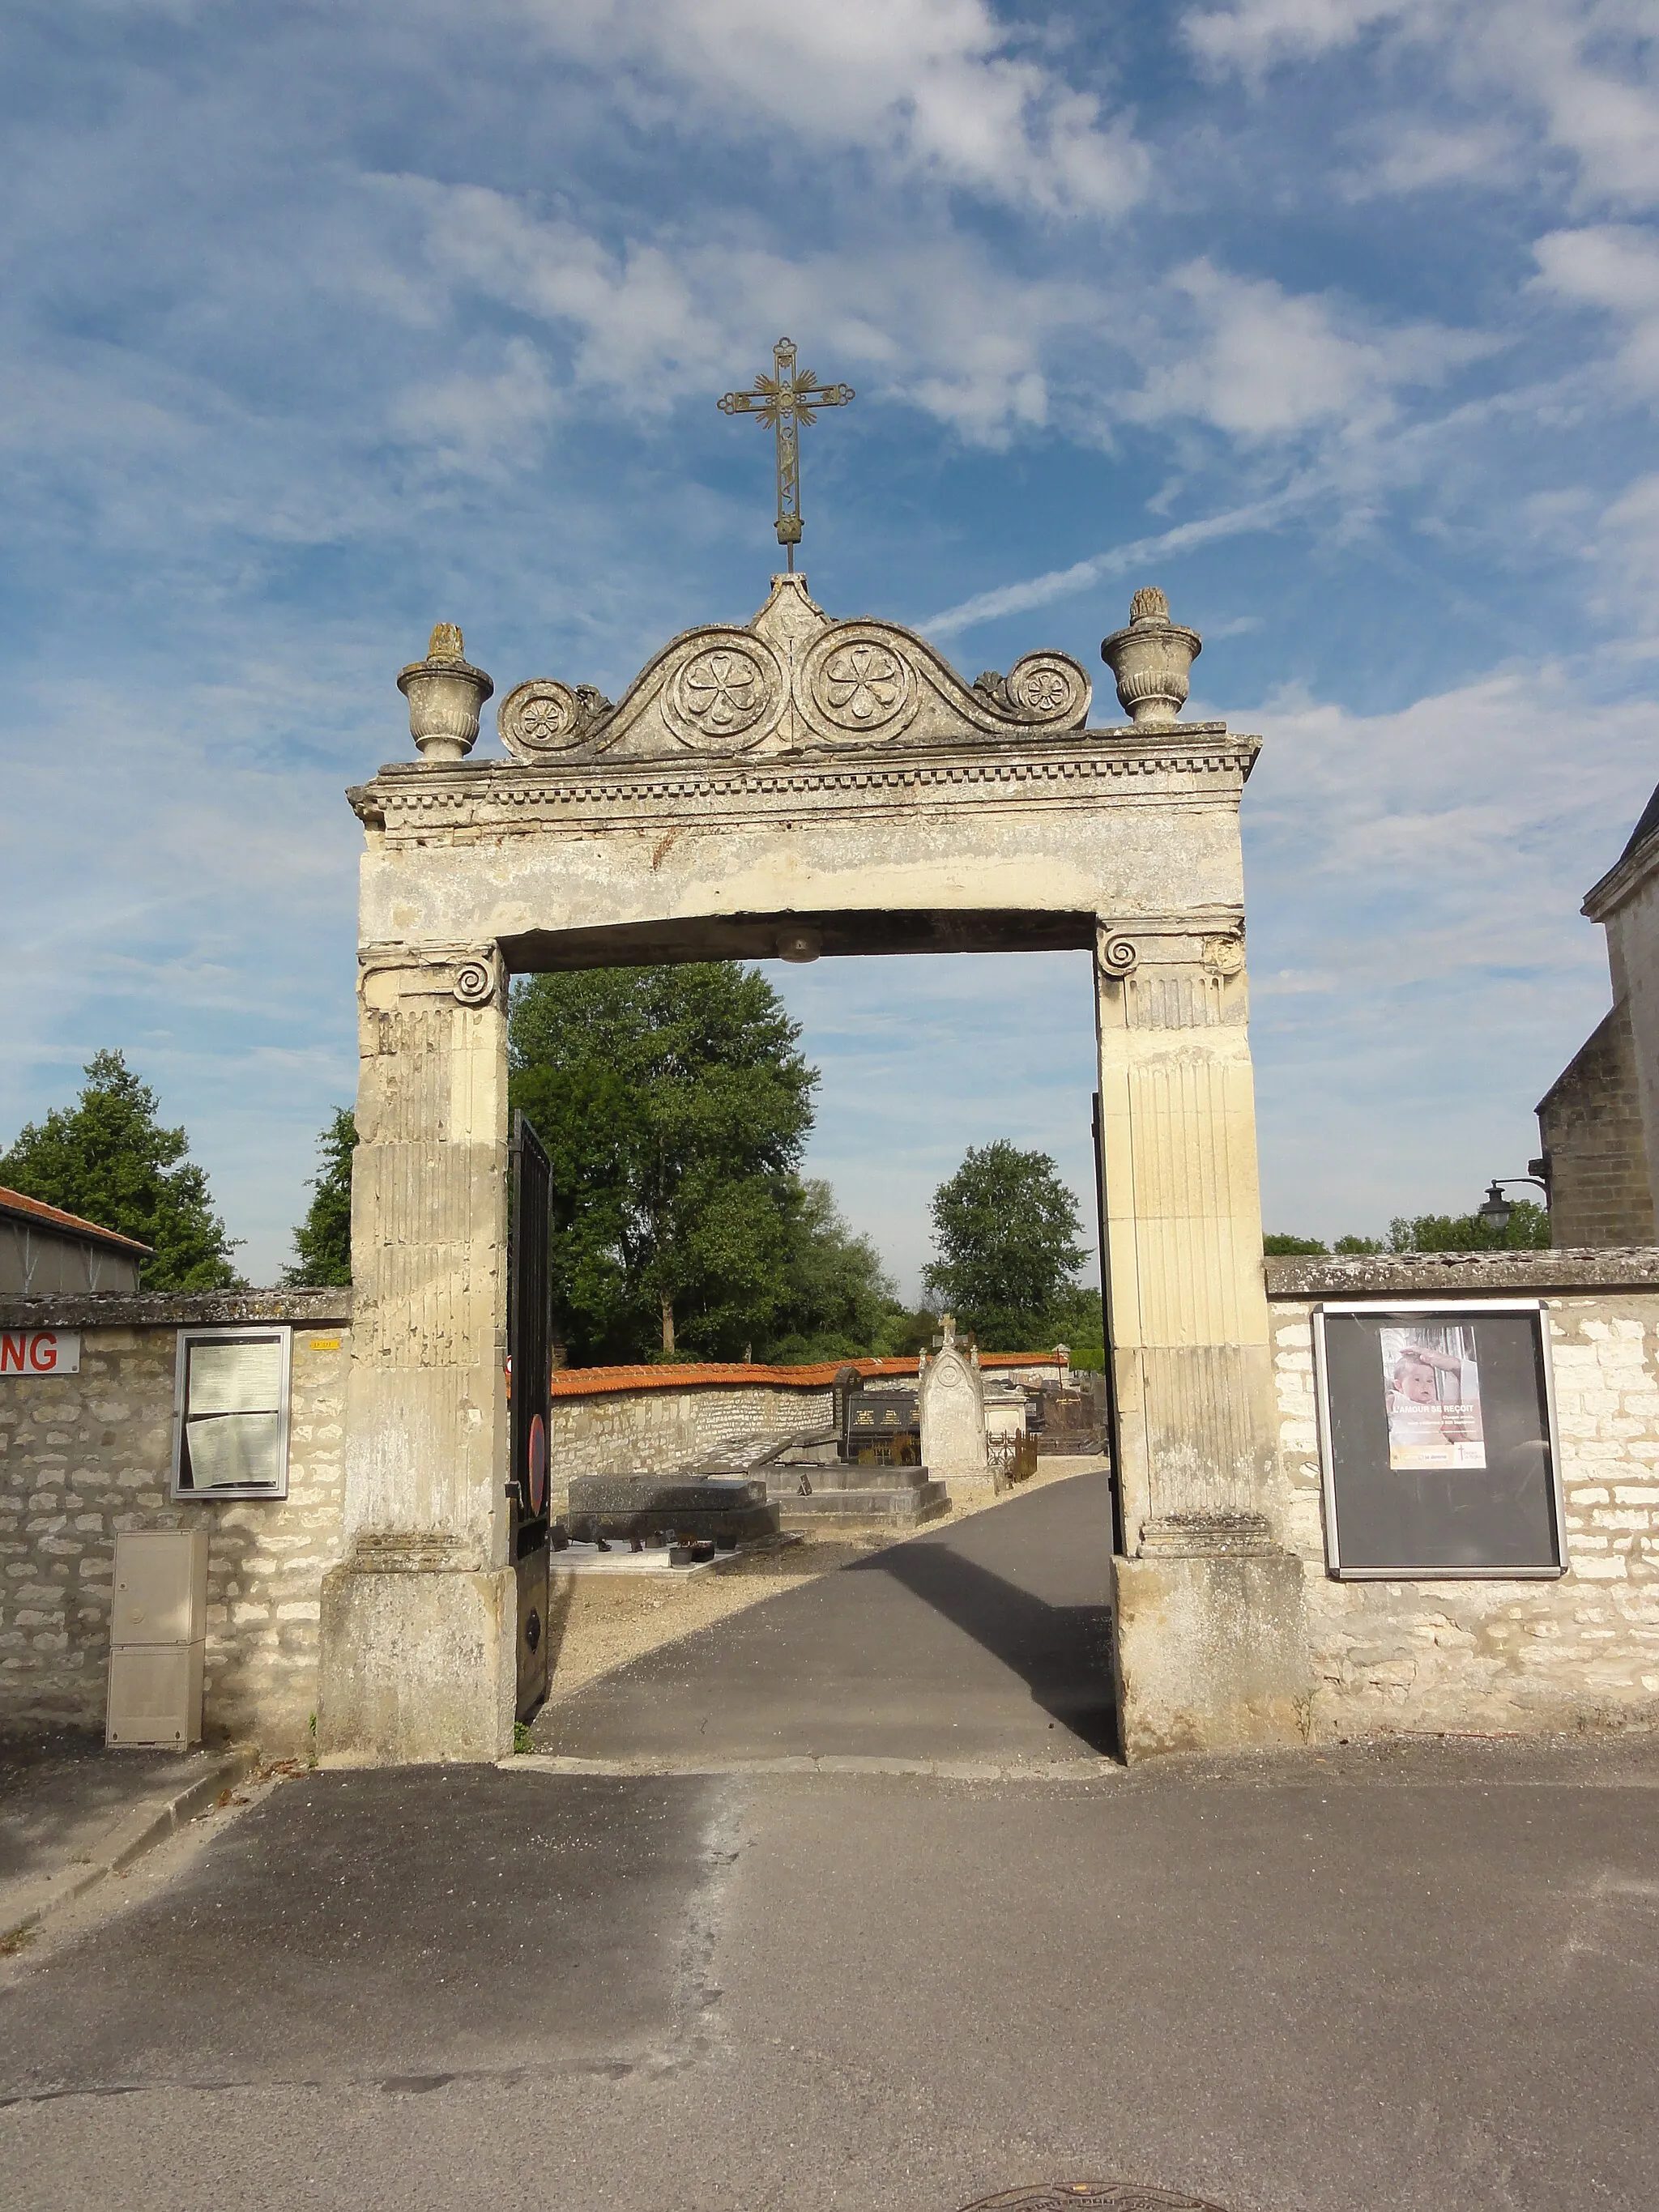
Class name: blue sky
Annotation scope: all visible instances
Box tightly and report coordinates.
[2,0,1656,1293]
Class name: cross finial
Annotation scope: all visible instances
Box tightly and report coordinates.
[719,337,854,572]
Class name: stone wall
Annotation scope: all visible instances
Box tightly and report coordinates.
[1265,1251,1659,1737]
[0,1291,349,1750]
[549,1379,834,1507]
[1536,1001,1655,1245]
[545,1353,1069,1507]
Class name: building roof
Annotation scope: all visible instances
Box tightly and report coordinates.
[0,1185,152,1258]
[549,1349,1064,1399]
[1621,779,1659,866]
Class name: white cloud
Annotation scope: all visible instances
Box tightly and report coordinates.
[1185,2,1659,211]
[1533,225,1659,399]
[390,339,561,473]
[515,0,1149,217]
[1341,121,1520,198]
[1596,473,1659,620]
[1183,0,1416,74]
[1124,261,1491,441]
[396,177,1098,444]
[1244,658,1651,984]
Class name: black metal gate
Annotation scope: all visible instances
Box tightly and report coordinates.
[510,1109,552,1720]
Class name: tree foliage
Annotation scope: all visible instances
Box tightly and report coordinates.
[1,1051,241,1290]
[766,1178,900,1362]
[509,963,821,1362]
[922,1140,1089,1350]
[1388,1201,1550,1252]
[1265,1205,1550,1257]
[284,1107,356,1286]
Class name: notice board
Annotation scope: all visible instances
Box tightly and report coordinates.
[1312,1300,1565,1579]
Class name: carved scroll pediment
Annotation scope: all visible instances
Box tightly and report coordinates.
[496,574,1091,765]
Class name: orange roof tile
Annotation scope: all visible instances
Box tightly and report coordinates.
[548,1349,1064,1398]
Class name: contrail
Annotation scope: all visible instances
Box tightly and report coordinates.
[920,484,1315,638]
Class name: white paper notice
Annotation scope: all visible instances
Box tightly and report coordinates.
[1380,1323,1486,1472]
[187,1337,282,1417]
[186,1411,283,1490]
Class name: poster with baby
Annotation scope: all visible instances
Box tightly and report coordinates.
[1380,1323,1486,1472]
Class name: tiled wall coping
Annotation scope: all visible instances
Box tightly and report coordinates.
[550,1350,1064,1399]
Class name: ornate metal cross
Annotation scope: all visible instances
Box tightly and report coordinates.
[719,337,854,570]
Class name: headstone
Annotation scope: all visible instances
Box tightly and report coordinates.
[565,1473,778,1547]
[918,1316,989,1486]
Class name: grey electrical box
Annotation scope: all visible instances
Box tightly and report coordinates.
[112,1529,208,1644]
[108,1644,206,1749]
[108,1530,209,1746]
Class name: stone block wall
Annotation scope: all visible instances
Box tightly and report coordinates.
[549,1379,834,1507]
[1264,1251,1659,1737]
[1536,1000,1656,1246]
[0,1292,349,1750]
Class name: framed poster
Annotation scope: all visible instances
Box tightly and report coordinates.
[171,1325,292,1499]
[1311,1300,1565,1579]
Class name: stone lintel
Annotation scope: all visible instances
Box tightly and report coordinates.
[1264,1247,1659,1300]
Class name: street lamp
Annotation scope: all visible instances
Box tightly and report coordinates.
[1478,1175,1548,1234]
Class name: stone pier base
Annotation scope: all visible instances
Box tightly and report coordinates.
[318,1564,517,1765]
[1111,1549,1310,1760]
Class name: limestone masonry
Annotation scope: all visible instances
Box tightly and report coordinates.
[0,1292,348,1748]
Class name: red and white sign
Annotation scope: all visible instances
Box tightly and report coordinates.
[0,1330,81,1376]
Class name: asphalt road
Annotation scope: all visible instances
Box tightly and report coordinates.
[535,1468,1120,1763]
[6,1470,1659,2210]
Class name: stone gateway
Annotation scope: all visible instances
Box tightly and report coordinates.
[317,576,1302,1763]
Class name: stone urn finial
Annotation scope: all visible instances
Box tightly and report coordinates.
[1100,586,1202,727]
[396,623,494,762]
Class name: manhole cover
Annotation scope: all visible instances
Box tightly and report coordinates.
[959,2189,1227,2212]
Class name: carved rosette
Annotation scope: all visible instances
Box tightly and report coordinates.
[662,631,783,750]
[1203,933,1246,976]
[497,678,614,762]
[975,652,1092,728]
[800,625,919,744]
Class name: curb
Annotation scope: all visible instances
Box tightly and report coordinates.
[503,1753,1122,1782]
[0,1747,255,1949]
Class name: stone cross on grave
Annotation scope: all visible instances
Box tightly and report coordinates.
[719,337,854,571]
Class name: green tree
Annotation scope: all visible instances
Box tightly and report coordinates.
[766,1178,900,1362]
[923,1140,1089,1350]
[1387,1201,1550,1253]
[510,963,818,1362]
[284,1107,356,1286]
[1,1050,241,1290]
[1264,1233,1328,1255]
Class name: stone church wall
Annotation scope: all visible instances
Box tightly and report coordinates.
[1536,999,1655,1246]
[0,1292,349,1750]
[1265,1252,1659,1739]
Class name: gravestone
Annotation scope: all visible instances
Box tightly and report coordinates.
[919,1318,989,1487]
[565,1473,778,1547]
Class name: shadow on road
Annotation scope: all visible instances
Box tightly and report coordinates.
[853,1533,1118,1756]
